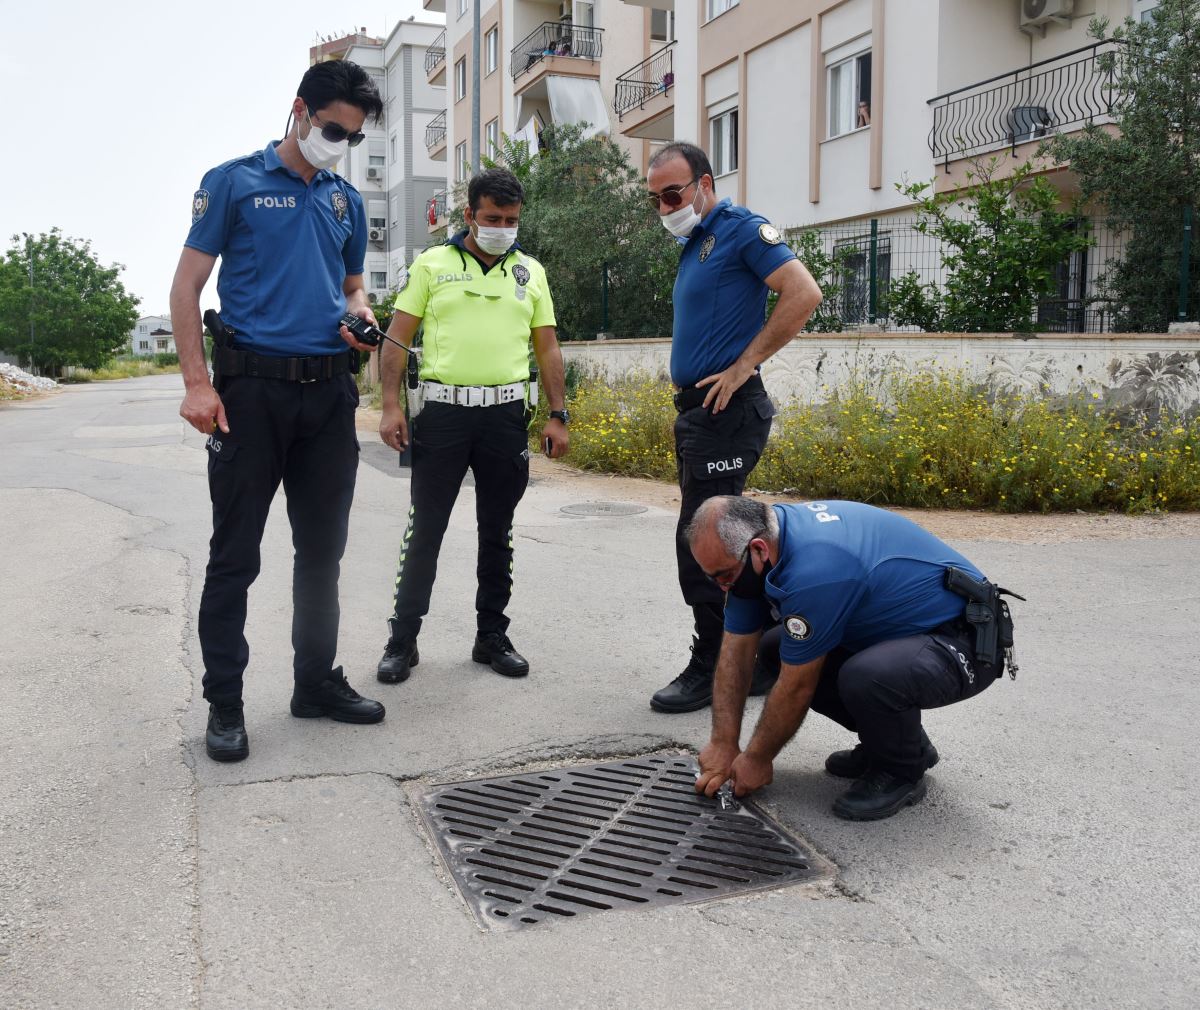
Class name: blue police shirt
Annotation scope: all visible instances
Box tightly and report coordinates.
[724,501,987,665]
[669,198,797,388]
[184,141,366,356]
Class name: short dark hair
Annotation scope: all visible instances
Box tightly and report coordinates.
[297,60,384,124]
[468,168,525,211]
[649,142,713,183]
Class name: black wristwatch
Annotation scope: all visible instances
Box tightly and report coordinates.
[549,409,570,425]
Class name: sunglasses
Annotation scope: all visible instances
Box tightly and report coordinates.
[308,107,366,147]
[706,542,751,589]
[647,176,700,210]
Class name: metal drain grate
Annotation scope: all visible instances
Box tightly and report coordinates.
[416,756,825,930]
[559,501,648,517]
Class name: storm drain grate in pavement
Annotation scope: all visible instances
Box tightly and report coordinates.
[416,756,824,931]
[560,501,648,517]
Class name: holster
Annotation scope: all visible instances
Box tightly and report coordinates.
[944,566,1024,678]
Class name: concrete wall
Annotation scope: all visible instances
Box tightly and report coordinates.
[558,333,1200,412]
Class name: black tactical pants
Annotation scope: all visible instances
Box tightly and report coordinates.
[758,620,998,781]
[199,373,360,707]
[674,375,774,651]
[388,400,530,643]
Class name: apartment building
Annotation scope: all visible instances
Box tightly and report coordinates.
[310,20,447,303]
[129,315,174,357]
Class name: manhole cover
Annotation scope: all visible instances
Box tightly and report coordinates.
[417,756,824,931]
[559,501,647,517]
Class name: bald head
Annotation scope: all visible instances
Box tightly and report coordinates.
[686,496,776,555]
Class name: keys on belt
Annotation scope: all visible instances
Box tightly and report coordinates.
[423,380,529,407]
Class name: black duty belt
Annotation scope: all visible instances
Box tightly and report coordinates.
[673,372,764,413]
[212,345,358,382]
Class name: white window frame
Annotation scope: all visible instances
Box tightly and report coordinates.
[1133,0,1160,22]
[827,49,872,140]
[390,133,397,163]
[651,9,675,43]
[455,58,467,101]
[706,0,738,24]
[455,142,469,182]
[370,271,388,290]
[485,118,499,156]
[458,0,468,17]
[485,27,498,75]
[390,196,400,230]
[709,107,738,177]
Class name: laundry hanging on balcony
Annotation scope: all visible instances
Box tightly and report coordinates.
[545,75,610,139]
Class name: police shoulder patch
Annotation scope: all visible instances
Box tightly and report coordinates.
[192,189,210,223]
[513,264,530,287]
[784,615,812,641]
[331,189,348,222]
[699,234,716,262]
[758,223,783,245]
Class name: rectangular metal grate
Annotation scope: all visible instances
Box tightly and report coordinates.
[416,755,826,930]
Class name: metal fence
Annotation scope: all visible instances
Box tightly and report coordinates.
[785,215,1129,334]
[613,42,675,119]
[425,110,446,150]
[511,21,603,79]
[424,29,446,76]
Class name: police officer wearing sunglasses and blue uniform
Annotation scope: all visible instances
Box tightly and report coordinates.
[172,61,387,763]
[644,142,824,715]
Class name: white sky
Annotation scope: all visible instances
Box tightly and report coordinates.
[0,0,441,316]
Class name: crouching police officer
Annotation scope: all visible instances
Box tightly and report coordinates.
[645,142,823,714]
[688,496,1021,821]
[364,168,568,684]
[172,61,388,762]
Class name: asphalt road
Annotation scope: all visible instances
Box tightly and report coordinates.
[1,375,1196,1009]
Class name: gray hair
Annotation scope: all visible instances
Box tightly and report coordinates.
[686,496,776,555]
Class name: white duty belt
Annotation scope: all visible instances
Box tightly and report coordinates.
[422,380,534,407]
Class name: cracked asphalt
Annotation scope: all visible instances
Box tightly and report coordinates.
[1,374,1197,1009]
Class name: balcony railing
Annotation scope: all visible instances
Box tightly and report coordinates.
[427,190,447,227]
[927,40,1125,169]
[613,41,675,119]
[511,21,603,80]
[425,110,446,149]
[425,29,446,75]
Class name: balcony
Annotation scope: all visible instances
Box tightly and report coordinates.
[422,0,445,12]
[613,41,675,140]
[425,29,446,85]
[426,190,448,234]
[928,41,1125,180]
[425,110,447,160]
[510,21,603,96]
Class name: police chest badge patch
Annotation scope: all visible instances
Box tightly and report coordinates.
[759,223,783,245]
[192,190,210,223]
[331,190,348,222]
[784,615,812,641]
[513,264,530,287]
[699,234,716,262]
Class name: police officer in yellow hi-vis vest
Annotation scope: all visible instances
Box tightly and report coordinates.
[365,168,569,683]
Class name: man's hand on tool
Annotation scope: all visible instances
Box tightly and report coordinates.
[379,402,409,452]
[728,750,773,797]
[180,383,228,436]
[696,739,740,797]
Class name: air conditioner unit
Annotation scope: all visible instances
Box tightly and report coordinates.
[368,227,385,242]
[559,2,572,20]
[367,166,382,180]
[368,292,379,304]
[1020,0,1073,31]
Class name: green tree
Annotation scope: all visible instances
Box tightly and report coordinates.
[886,161,1092,333]
[1045,4,1200,330]
[450,123,678,341]
[0,229,139,374]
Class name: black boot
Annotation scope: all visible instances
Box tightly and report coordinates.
[291,667,386,723]
[832,768,928,821]
[650,637,716,713]
[377,637,419,684]
[472,632,530,677]
[825,729,939,779]
[206,703,249,762]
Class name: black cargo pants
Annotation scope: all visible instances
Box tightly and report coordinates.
[199,373,360,707]
[387,399,530,643]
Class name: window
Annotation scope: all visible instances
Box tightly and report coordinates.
[485,28,498,75]
[455,142,469,182]
[369,214,386,229]
[706,0,738,22]
[390,196,400,229]
[651,9,675,43]
[1134,0,1160,23]
[139,324,147,333]
[390,133,397,162]
[710,108,738,176]
[835,234,891,325]
[139,341,149,350]
[455,58,467,101]
[371,271,388,290]
[458,0,467,16]
[485,119,499,156]
[369,154,385,167]
[156,339,169,351]
[828,50,871,138]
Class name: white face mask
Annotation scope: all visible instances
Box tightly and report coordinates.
[660,188,703,239]
[472,222,519,256]
[297,108,348,171]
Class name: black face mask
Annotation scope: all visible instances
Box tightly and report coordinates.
[728,544,772,600]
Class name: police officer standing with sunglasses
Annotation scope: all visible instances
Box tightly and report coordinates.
[644,142,823,715]
[172,61,388,763]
